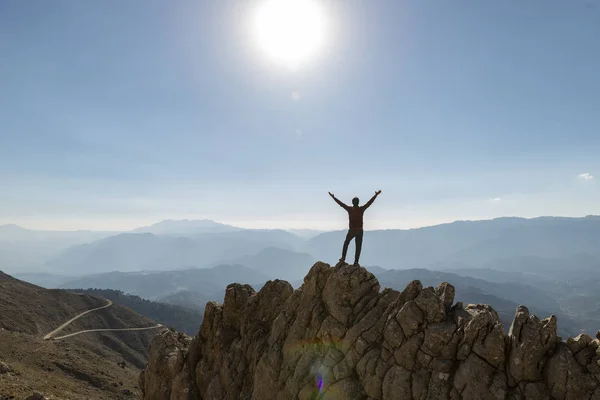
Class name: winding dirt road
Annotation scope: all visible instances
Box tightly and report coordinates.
[52,325,163,340]
[43,298,163,341]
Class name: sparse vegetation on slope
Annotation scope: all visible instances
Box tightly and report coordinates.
[0,271,163,399]
[66,288,203,335]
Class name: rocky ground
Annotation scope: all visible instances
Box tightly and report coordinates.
[0,271,164,399]
[141,261,600,400]
[0,329,144,399]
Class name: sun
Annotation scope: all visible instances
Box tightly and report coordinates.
[252,0,328,70]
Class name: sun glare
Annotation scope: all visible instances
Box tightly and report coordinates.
[253,0,328,70]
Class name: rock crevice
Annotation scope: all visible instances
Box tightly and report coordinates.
[140,261,600,400]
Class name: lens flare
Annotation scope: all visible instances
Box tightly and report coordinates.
[284,338,345,397]
[316,373,324,391]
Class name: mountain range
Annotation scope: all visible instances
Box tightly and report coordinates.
[5,215,600,276]
[5,215,600,338]
[131,219,242,235]
[56,264,270,301]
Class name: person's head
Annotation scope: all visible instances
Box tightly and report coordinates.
[352,197,359,207]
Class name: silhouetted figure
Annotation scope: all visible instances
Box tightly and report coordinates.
[329,190,381,265]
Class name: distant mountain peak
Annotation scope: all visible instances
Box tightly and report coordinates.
[132,219,243,235]
[0,223,29,231]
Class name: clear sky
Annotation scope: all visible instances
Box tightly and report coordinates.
[1,0,600,231]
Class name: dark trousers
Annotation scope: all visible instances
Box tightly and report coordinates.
[341,229,364,263]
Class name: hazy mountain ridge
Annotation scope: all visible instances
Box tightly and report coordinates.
[0,224,116,242]
[306,216,600,269]
[46,229,306,275]
[157,290,213,312]
[7,215,600,275]
[285,228,328,239]
[0,224,116,274]
[7,216,600,338]
[58,264,270,301]
[225,246,317,281]
[132,219,242,235]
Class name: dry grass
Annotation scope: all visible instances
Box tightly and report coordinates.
[0,271,166,399]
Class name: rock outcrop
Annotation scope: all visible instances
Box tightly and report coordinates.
[140,262,600,400]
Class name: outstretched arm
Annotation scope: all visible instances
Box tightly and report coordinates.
[329,192,350,210]
[362,190,382,210]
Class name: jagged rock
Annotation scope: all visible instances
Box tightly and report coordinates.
[545,343,598,399]
[507,305,559,383]
[567,333,593,355]
[140,261,600,400]
[398,279,422,304]
[414,286,446,323]
[139,330,193,400]
[396,300,424,337]
[322,263,379,326]
[436,282,456,313]
[223,283,254,322]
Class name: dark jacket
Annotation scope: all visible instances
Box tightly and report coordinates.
[333,194,378,230]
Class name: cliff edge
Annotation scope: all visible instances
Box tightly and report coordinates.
[140,261,600,400]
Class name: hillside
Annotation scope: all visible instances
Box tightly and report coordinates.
[65,288,203,335]
[0,271,165,399]
[140,261,600,400]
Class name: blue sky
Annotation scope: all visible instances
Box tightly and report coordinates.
[1,0,599,231]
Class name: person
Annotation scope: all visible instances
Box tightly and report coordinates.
[328,190,382,265]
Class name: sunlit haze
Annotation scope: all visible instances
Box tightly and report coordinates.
[1,1,599,232]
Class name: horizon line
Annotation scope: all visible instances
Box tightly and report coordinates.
[2,214,599,233]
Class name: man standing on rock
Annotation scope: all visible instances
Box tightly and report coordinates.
[328,190,382,265]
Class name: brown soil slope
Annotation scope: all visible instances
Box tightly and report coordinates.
[0,271,166,399]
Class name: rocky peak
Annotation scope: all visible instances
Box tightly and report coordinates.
[140,261,600,399]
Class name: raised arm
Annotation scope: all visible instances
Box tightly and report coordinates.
[362,190,382,210]
[329,192,350,211]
